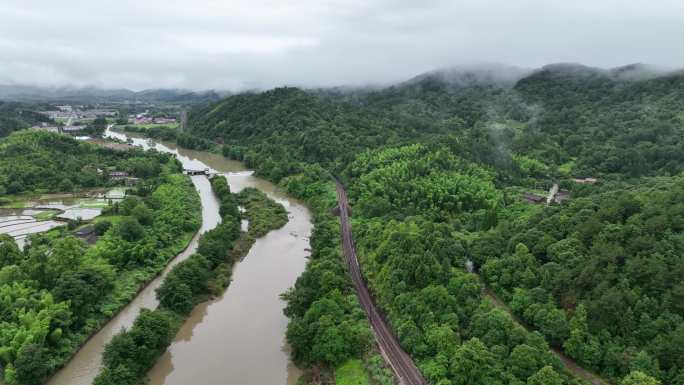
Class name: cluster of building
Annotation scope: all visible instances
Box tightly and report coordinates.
[522,177,598,205]
[42,106,117,121]
[30,123,60,133]
[129,112,176,125]
[99,169,140,186]
[30,105,180,137]
[31,122,87,133]
[62,125,86,132]
[34,105,118,133]
[522,190,570,205]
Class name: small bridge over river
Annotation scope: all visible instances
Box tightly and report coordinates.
[183,168,218,176]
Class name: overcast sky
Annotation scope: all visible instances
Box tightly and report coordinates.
[1,0,683,90]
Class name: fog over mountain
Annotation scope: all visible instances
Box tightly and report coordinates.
[405,64,533,88]
[0,84,227,103]
[2,62,681,103]
[1,0,683,90]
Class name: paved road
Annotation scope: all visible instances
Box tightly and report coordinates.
[335,180,426,385]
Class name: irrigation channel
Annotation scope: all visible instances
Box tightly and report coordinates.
[46,127,311,385]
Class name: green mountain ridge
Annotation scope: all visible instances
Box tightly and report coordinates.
[188,62,684,180]
[183,63,684,385]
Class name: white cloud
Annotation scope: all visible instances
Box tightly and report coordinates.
[0,0,682,90]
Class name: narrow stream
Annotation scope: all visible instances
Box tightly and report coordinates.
[47,128,310,385]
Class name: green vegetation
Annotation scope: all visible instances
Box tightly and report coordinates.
[364,354,395,385]
[236,187,288,237]
[336,359,372,385]
[218,187,290,276]
[120,124,179,141]
[93,219,112,235]
[94,175,239,385]
[0,170,200,385]
[183,64,684,385]
[94,309,180,385]
[345,144,500,228]
[479,175,684,384]
[176,132,215,151]
[0,102,51,137]
[191,65,684,184]
[0,131,170,194]
[94,175,289,385]
[0,130,200,385]
[34,210,58,220]
[346,148,577,385]
[128,123,179,130]
[281,165,374,372]
[4,63,681,385]
[513,65,684,177]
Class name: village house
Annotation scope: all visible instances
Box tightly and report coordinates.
[573,177,598,184]
[108,171,139,186]
[553,189,571,203]
[108,171,129,180]
[522,193,546,204]
[154,117,177,124]
[62,126,85,132]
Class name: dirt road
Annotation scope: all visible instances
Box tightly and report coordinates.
[484,288,610,385]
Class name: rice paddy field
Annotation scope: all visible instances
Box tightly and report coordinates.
[0,187,127,246]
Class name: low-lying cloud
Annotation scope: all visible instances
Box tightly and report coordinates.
[0,0,682,90]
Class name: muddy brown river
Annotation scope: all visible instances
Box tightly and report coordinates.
[46,128,310,385]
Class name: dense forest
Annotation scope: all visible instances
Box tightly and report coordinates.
[0,130,169,195]
[346,146,580,385]
[185,63,684,385]
[512,64,684,177]
[479,175,684,384]
[0,102,50,138]
[0,131,201,385]
[191,64,684,182]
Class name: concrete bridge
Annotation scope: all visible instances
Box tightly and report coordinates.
[183,168,213,176]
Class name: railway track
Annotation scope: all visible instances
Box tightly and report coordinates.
[335,180,426,385]
[333,180,609,385]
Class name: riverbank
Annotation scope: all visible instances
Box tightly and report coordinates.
[94,175,249,383]
[210,187,290,290]
[45,174,207,385]
[105,127,386,384]
[96,127,311,385]
[95,176,290,384]
[0,131,203,385]
[43,227,197,382]
[32,174,201,383]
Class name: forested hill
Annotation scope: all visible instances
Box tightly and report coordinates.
[479,174,684,382]
[184,63,684,385]
[0,102,51,137]
[513,64,684,177]
[188,63,684,180]
[0,130,171,194]
[188,87,411,171]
